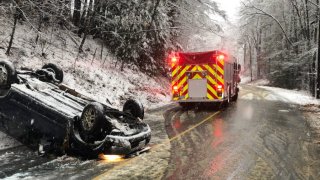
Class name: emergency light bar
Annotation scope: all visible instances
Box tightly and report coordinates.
[217,55,225,61]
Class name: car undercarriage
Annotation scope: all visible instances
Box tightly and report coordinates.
[0,60,151,158]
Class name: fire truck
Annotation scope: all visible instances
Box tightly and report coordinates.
[169,50,241,107]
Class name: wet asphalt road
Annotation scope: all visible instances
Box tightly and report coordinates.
[163,85,320,179]
[1,85,320,179]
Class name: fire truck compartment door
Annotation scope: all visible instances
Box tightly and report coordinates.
[188,79,207,98]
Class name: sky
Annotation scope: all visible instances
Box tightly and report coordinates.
[214,0,241,23]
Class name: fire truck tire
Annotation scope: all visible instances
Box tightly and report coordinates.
[232,87,239,101]
[232,93,238,101]
[221,87,231,108]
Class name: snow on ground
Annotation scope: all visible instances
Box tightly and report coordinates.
[239,76,318,105]
[240,76,251,84]
[259,86,320,105]
[0,17,170,110]
[0,14,170,151]
[241,76,270,86]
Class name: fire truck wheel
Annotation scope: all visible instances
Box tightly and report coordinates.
[123,99,144,120]
[232,93,238,101]
[221,87,231,108]
[232,88,239,101]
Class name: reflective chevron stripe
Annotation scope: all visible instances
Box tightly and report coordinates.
[171,62,224,101]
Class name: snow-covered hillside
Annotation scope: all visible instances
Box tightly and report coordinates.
[0,19,170,110]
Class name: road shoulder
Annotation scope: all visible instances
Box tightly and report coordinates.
[300,105,320,178]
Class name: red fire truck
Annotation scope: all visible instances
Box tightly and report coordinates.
[169,50,241,107]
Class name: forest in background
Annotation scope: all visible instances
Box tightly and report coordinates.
[239,0,320,96]
[0,0,225,75]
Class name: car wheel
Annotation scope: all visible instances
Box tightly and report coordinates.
[80,102,108,142]
[123,99,144,120]
[0,60,17,89]
[42,63,63,83]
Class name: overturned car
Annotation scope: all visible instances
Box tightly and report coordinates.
[0,60,151,158]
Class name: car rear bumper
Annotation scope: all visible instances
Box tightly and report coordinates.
[172,98,225,103]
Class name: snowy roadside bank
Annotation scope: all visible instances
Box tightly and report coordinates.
[0,19,170,110]
[258,86,320,105]
[0,17,171,152]
[0,19,172,179]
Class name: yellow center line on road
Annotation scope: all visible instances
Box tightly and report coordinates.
[93,111,221,180]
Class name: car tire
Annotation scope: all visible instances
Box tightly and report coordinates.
[42,63,64,83]
[0,60,17,89]
[79,102,108,142]
[123,99,144,120]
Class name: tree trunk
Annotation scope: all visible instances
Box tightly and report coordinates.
[6,11,18,55]
[73,0,81,26]
[316,0,320,98]
[243,43,247,68]
[249,43,253,82]
[78,0,87,36]
[79,33,87,53]
[150,0,161,26]
[305,0,311,43]
[35,12,43,44]
[79,0,94,52]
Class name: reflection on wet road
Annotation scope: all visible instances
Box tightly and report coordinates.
[1,85,320,179]
[163,85,320,179]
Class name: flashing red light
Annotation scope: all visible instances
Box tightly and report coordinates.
[171,56,178,63]
[173,86,179,92]
[169,52,180,64]
[217,55,225,61]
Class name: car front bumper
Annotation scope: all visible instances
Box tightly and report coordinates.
[106,125,152,155]
[70,123,152,157]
